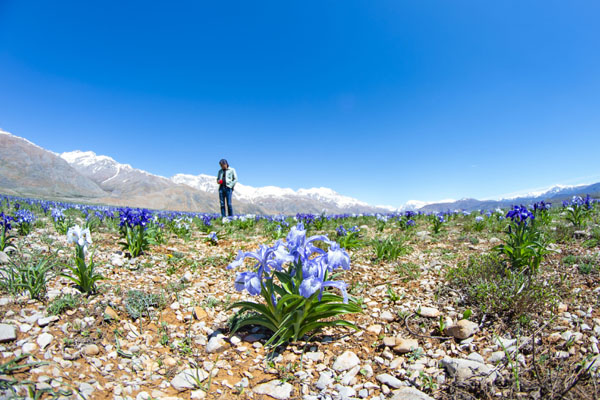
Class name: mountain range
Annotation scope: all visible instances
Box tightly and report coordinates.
[1,129,598,214]
[0,130,391,214]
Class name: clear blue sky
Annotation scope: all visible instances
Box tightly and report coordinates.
[1,1,599,207]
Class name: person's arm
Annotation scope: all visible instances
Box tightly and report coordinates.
[217,170,222,184]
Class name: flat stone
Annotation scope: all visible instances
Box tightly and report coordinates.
[22,342,37,353]
[445,319,478,340]
[376,373,404,389]
[333,351,360,372]
[367,324,382,335]
[0,324,17,342]
[335,384,356,399]
[206,336,226,353]
[163,356,177,367]
[488,351,506,363]
[391,387,435,400]
[79,382,94,398]
[193,307,207,320]
[171,369,209,391]
[340,365,361,385]
[253,379,293,399]
[316,371,334,390]
[83,344,100,356]
[380,310,395,322]
[383,336,397,347]
[37,316,59,327]
[416,307,440,318]
[0,251,9,264]
[467,352,485,364]
[37,333,53,350]
[393,338,419,354]
[440,357,497,383]
[304,351,324,362]
[191,389,207,399]
[104,306,119,320]
[25,313,44,325]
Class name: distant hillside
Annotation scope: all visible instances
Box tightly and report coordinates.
[418,184,600,213]
[0,130,107,199]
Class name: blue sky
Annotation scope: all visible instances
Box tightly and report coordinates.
[1,1,599,207]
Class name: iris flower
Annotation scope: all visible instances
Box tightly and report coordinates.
[67,225,93,251]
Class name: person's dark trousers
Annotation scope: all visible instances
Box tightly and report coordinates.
[219,186,234,217]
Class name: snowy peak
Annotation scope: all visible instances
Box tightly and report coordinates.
[61,150,170,184]
[171,174,372,209]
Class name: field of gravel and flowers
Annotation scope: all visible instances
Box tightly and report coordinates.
[1,195,600,400]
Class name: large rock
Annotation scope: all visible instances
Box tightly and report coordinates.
[445,319,478,340]
[332,351,360,372]
[171,369,209,391]
[253,379,293,399]
[0,324,17,342]
[440,357,497,383]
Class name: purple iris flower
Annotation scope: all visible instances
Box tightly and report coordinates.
[327,242,350,271]
[298,261,348,303]
[234,271,261,296]
[506,205,535,224]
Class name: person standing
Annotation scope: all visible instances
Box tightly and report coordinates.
[217,159,238,217]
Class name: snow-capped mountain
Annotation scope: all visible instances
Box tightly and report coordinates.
[61,150,174,196]
[56,148,388,213]
[171,173,374,211]
[0,131,106,198]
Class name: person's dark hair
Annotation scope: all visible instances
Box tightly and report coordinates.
[219,159,228,167]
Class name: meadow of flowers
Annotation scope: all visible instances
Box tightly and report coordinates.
[0,193,599,399]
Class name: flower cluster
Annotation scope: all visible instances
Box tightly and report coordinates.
[0,212,13,232]
[532,201,551,212]
[229,223,350,302]
[208,231,218,245]
[15,209,35,224]
[506,205,534,225]
[119,208,152,228]
[51,207,65,221]
[336,225,359,237]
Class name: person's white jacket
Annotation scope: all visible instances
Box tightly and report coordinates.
[217,167,238,189]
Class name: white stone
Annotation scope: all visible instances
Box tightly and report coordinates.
[253,379,293,400]
[333,351,360,372]
[37,316,59,327]
[390,387,435,400]
[316,371,334,390]
[206,336,226,353]
[171,369,209,391]
[0,324,17,342]
[376,373,404,389]
[79,382,94,398]
[440,357,497,383]
[37,333,53,350]
[22,342,37,353]
[380,310,395,322]
[417,307,440,318]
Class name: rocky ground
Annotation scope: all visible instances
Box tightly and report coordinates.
[1,215,599,400]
